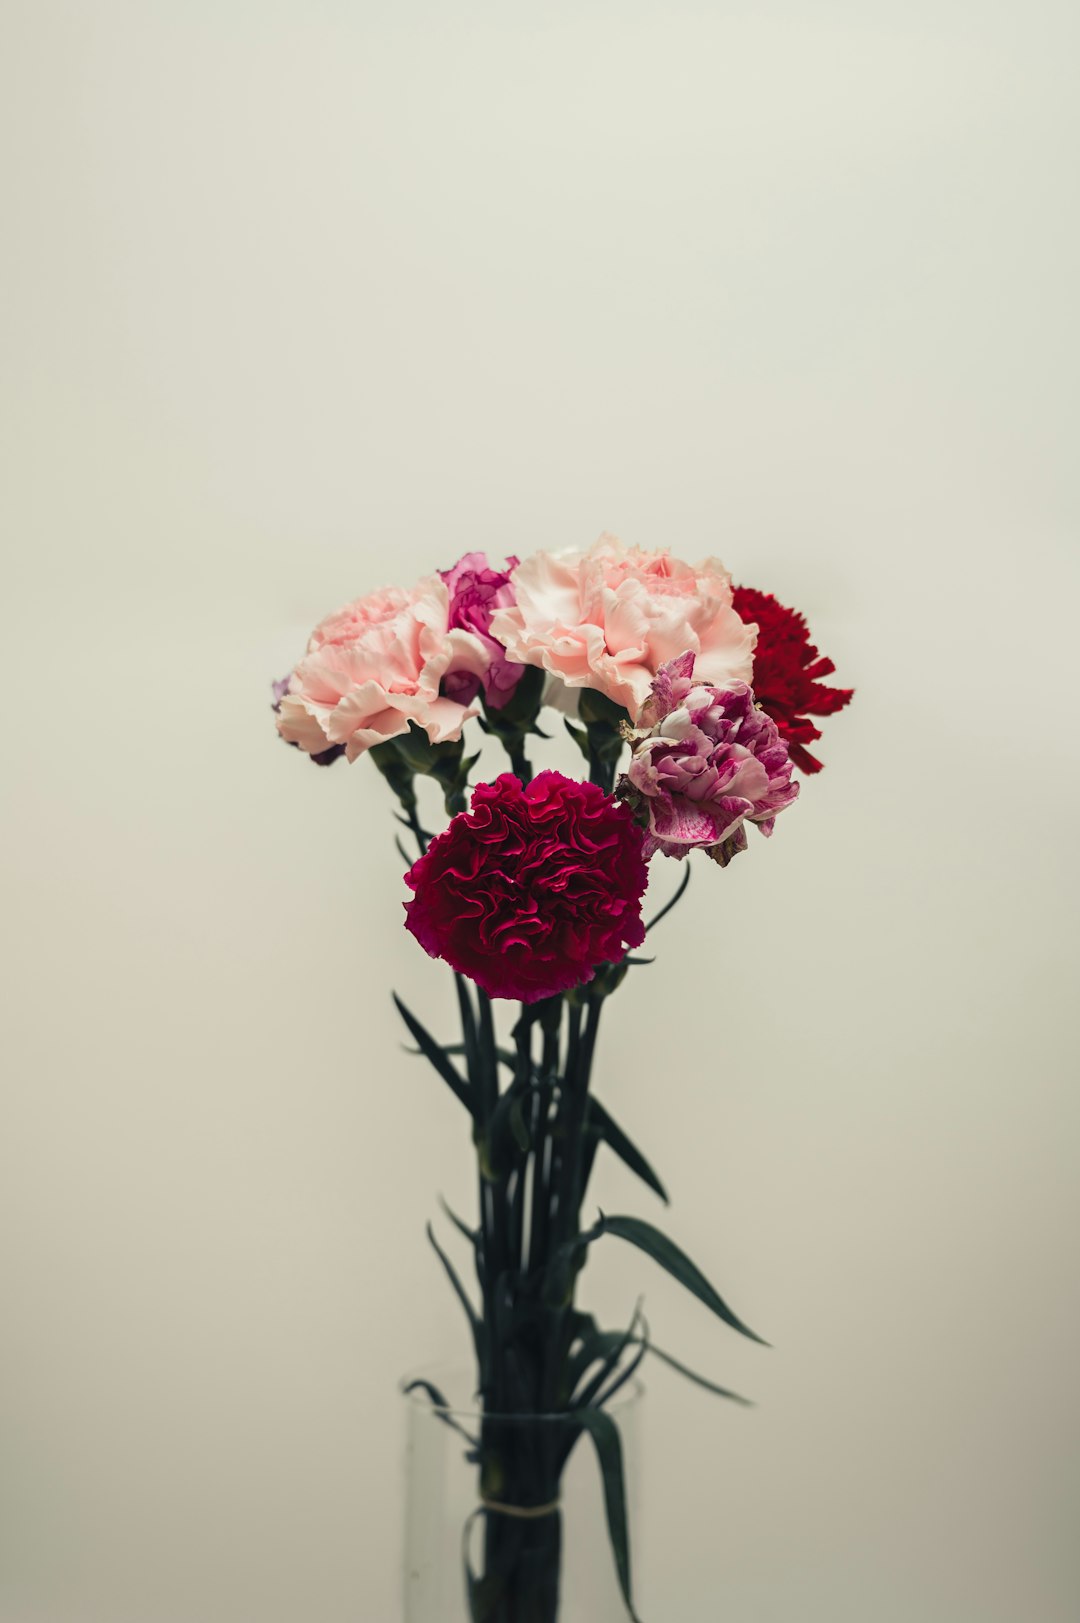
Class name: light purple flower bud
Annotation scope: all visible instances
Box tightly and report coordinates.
[618,653,799,862]
[439,552,526,709]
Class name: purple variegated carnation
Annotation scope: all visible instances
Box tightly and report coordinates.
[618,652,799,862]
[439,552,525,710]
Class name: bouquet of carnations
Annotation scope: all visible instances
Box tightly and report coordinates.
[274,535,852,1623]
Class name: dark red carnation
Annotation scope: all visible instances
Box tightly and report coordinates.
[403,771,648,1002]
[732,587,854,774]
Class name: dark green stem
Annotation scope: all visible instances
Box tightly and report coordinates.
[475,990,502,1406]
[588,752,617,793]
[406,806,429,857]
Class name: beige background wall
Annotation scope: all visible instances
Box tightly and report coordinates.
[2,3,1078,1620]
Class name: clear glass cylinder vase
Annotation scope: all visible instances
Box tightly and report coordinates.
[401,1365,643,1623]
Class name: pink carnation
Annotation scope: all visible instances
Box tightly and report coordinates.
[489,534,754,717]
[275,578,490,761]
[439,552,526,709]
[619,652,799,862]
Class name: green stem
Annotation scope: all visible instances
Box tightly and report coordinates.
[474,989,502,1406]
[406,805,429,856]
[587,752,616,793]
[562,994,603,1243]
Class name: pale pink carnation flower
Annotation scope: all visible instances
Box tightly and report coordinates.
[275,577,490,762]
[489,534,755,717]
[620,652,799,862]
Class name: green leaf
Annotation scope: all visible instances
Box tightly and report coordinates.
[644,861,691,932]
[565,1314,752,1409]
[571,1301,645,1411]
[369,739,418,814]
[593,1319,650,1412]
[574,1408,642,1623]
[402,1379,481,1450]
[483,1076,535,1178]
[593,1214,770,1347]
[393,994,474,1118]
[577,688,631,783]
[392,809,435,840]
[381,722,477,815]
[426,1222,484,1369]
[438,1194,479,1250]
[436,1041,520,1076]
[578,688,631,730]
[586,1097,669,1205]
[564,718,590,759]
[480,663,545,741]
[643,1342,753,1406]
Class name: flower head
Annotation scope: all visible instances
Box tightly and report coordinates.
[439,551,525,709]
[272,674,344,766]
[734,587,853,773]
[619,652,799,862]
[489,534,754,718]
[275,577,491,762]
[404,771,648,1002]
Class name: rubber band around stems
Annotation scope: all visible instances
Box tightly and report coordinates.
[479,1496,561,1520]
[460,1500,561,1590]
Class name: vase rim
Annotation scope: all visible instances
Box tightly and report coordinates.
[399,1360,645,1423]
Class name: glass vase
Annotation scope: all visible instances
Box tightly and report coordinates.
[401,1365,643,1623]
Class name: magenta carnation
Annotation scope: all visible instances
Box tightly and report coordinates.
[439,552,525,710]
[619,652,799,863]
[403,771,648,1002]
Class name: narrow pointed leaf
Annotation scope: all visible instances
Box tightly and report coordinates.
[438,1194,480,1250]
[426,1222,483,1367]
[574,1408,642,1623]
[393,994,474,1118]
[594,1318,650,1411]
[437,1041,520,1075]
[402,1379,481,1450]
[586,1098,669,1205]
[643,1342,753,1406]
[572,1301,645,1410]
[564,718,590,759]
[595,1214,769,1346]
[393,810,434,840]
[568,1328,634,1406]
[645,862,691,932]
[561,1312,606,1400]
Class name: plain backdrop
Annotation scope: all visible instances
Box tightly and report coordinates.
[2,3,1078,1620]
